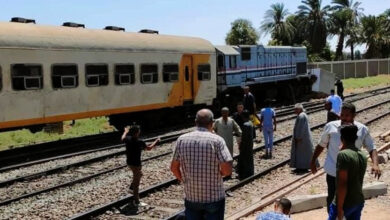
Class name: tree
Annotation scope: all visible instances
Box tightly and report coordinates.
[360,15,390,58]
[296,0,330,54]
[260,3,295,45]
[345,25,362,60]
[225,19,259,45]
[329,10,351,60]
[330,0,364,60]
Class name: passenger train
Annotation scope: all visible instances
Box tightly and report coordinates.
[0,18,310,132]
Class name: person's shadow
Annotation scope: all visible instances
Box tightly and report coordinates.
[119,203,140,216]
[119,203,155,216]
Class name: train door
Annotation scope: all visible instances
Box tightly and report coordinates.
[182,55,194,101]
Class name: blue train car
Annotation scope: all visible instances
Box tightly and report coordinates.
[215,45,310,106]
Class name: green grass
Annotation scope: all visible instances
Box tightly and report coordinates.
[0,117,115,151]
[343,75,390,90]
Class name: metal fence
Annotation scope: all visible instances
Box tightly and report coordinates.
[308,58,390,79]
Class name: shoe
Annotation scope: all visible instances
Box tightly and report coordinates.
[268,151,272,159]
[225,191,234,197]
[138,201,148,207]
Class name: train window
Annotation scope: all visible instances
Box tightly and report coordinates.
[229,56,237,69]
[115,64,135,85]
[163,64,179,82]
[140,64,158,84]
[11,64,43,90]
[52,64,78,89]
[217,55,224,70]
[85,64,109,87]
[241,47,251,61]
[198,64,211,81]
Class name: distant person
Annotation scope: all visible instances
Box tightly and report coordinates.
[259,99,277,159]
[121,125,160,207]
[328,125,366,220]
[310,102,381,212]
[256,198,292,220]
[243,86,261,139]
[232,102,245,129]
[325,101,340,123]
[237,110,254,180]
[171,109,233,220]
[326,90,343,116]
[290,104,315,173]
[214,107,242,157]
[335,78,344,100]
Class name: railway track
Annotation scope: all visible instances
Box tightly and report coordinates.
[64,96,390,219]
[2,85,389,177]
[2,85,389,171]
[0,89,389,218]
[226,133,390,220]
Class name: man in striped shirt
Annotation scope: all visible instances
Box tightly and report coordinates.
[170,109,233,220]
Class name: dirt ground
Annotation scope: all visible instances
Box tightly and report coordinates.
[292,198,390,220]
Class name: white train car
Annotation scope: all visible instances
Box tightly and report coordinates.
[0,20,216,131]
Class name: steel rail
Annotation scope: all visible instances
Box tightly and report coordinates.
[3,86,389,173]
[69,99,390,220]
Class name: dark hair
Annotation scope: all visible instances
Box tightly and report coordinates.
[341,102,356,114]
[276,198,292,214]
[129,125,140,136]
[264,99,272,106]
[237,102,244,106]
[330,89,335,93]
[340,124,358,144]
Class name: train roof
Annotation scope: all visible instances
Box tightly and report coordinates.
[0,22,215,54]
[215,45,240,55]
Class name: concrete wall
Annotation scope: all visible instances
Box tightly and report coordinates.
[309,58,390,79]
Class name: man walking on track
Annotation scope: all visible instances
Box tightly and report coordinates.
[214,107,242,157]
[237,110,255,180]
[259,99,276,159]
[290,103,315,173]
[170,109,233,220]
[243,86,261,140]
[310,102,381,213]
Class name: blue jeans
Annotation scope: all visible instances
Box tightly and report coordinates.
[184,198,225,220]
[328,203,364,220]
[263,127,273,150]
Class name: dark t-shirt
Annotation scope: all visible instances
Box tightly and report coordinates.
[327,111,340,123]
[232,112,245,128]
[124,136,147,166]
[334,147,367,208]
[243,93,255,114]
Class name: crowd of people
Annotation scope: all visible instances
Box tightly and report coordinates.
[121,84,382,220]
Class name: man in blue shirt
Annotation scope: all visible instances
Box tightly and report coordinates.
[256,198,291,220]
[260,99,277,159]
[326,90,343,116]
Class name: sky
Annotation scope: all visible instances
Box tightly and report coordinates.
[1,0,389,52]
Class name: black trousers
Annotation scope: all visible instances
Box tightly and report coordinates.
[326,174,336,213]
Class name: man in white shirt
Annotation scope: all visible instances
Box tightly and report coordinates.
[310,102,381,212]
[326,90,343,116]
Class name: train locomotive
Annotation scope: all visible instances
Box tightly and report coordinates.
[0,18,310,132]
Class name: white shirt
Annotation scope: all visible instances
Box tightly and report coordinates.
[326,95,342,115]
[318,120,375,177]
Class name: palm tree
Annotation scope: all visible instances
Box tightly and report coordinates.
[329,10,351,60]
[360,15,390,58]
[345,25,361,60]
[260,3,295,45]
[331,0,364,60]
[297,0,331,54]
